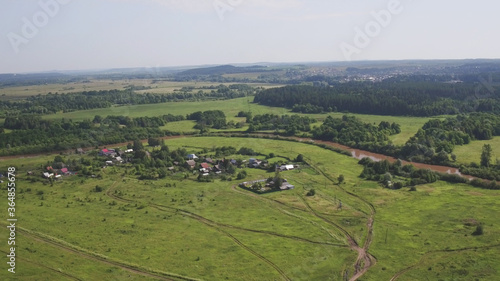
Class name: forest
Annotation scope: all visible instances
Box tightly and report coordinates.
[254,82,500,116]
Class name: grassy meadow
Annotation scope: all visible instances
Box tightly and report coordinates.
[40,96,435,145]
[1,136,499,280]
[0,79,284,100]
[453,136,500,165]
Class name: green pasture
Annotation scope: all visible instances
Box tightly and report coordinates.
[453,136,500,165]
[41,96,437,145]
[1,136,497,280]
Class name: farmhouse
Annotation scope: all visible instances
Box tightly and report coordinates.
[187,154,199,160]
[99,148,116,157]
[200,163,211,173]
[186,160,196,169]
[280,164,295,171]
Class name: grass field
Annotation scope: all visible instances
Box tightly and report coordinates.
[41,96,436,145]
[453,136,500,165]
[1,136,498,280]
[0,79,284,100]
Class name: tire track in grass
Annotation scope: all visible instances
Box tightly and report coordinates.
[0,250,83,281]
[389,243,500,281]
[302,157,377,281]
[107,182,292,281]
[230,183,348,243]
[14,228,197,281]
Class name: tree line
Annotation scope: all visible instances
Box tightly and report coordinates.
[253,82,500,116]
[0,85,259,117]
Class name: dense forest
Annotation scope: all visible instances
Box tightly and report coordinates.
[0,115,182,156]
[254,82,500,116]
[312,115,400,148]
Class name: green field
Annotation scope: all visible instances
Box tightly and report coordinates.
[453,136,500,165]
[1,136,499,280]
[41,97,436,145]
[0,79,284,100]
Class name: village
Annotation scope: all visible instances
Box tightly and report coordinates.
[32,143,301,194]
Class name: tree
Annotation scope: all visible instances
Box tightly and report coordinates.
[236,170,247,180]
[295,154,304,162]
[54,155,64,163]
[133,139,144,151]
[93,115,102,123]
[306,189,316,196]
[481,144,493,168]
[338,174,345,184]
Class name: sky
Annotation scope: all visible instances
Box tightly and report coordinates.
[0,0,499,73]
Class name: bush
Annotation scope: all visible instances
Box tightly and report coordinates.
[236,170,247,180]
[306,189,316,196]
[472,225,484,236]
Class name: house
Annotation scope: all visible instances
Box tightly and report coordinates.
[55,174,62,179]
[114,157,123,163]
[200,163,211,169]
[187,154,198,160]
[60,168,70,175]
[43,172,54,178]
[46,166,53,171]
[249,158,262,168]
[280,183,295,190]
[186,160,196,169]
[280,165,295,171]
[205,158,214,164]
[105,161,114,166]
[230,159,237,165]
[99,148,116,156]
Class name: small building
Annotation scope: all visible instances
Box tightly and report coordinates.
[43,172,54,178]
[55,174,62,179]
[99,148,116,157]
[105,161,114,166]
[187,154,199,160]
[280,183,295,190]
[124,149,134,153]
[76,148,85,154]
[205,158,214,164]
[114,157,123,163]
[280,165,295,171]
[200,163,211,170]
[186,160,196,169]
[60,168,70,175]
